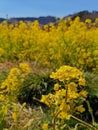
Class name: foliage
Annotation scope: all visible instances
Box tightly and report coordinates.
[0,63,31,129]
[0,63,53,130]
[84,72,98,97]
[0,62,30,102]
[17,73,55,105]
[0,101,48,130]
[41,65,95,130]
[0,17,98,129]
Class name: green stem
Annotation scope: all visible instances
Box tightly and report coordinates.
[65,85,68,103]
[52,110,62,130]
[85,100,95,126]
[71,115,96,130]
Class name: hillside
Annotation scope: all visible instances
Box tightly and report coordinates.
[70,10,98,21]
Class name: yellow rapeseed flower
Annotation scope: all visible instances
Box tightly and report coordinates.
[19,63,30,73]
[79,77,86,86]
[42,123,48,130]
[75,105,85,113]
[54,83,60,91]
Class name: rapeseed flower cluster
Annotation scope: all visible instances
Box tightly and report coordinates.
[41,65,87,120]
[0,63,30,101]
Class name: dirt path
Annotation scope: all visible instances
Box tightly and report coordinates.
[0,61,51,75]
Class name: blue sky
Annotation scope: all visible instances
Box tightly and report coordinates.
[0,0,98,18]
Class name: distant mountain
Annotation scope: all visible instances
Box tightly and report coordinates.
[7,16,57,25]
[1,11,98,25]
[69,10,98,22]
[0,18,6,23]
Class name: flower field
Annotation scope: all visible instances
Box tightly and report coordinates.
[0,17,98,71]
[0,17,98,130]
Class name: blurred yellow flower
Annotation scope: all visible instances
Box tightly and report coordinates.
[42,123,48,130]
[79,77,86,86]
[76,105,85,113]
